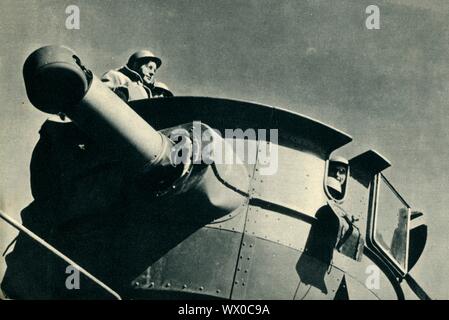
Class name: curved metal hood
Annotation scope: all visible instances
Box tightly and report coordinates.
[130,96,352,158]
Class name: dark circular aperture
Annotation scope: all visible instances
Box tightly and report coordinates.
[29,63,89,114]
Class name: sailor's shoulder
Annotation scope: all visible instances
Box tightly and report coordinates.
[101,68,131,85]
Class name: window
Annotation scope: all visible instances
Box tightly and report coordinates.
[371,174,410,274]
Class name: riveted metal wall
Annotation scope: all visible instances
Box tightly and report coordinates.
[228,136,332,299]
[337,176,370,241]
[242,205,312,253]
[206,138,258,232]
[344,274,381,300]
[230,235,302,299]
[293,261,345,300]
[237,138,326,258]
[250,141,328,217]
[206,204,248,234]
[131,227,243,299]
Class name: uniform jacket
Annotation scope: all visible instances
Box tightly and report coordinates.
[101,65,153,101]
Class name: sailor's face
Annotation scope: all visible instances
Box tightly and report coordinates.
[138,61,157,85]
[331,165,347,185]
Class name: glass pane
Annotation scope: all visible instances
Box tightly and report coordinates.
[374,175,409,270]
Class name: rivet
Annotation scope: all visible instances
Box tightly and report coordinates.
[249,244,253,248]
[199,286,204,291]
[247,257,251,260]
[134,281,140,286]
[244,270,248,273]
[237,267,241,271]
[149,282,154,287]
[216,289,221,294]
[239,255,243,259]
[242,282,246,286]
[182,284,187,289]
[235,281,239,284]
[242,242,246,246]
[166,283,171,288]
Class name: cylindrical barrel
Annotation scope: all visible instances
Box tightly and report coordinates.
[69,75,170,165]
[23,45,171,167]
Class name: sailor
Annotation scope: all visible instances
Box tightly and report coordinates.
[101,49,164,102]
[326,156,349,200]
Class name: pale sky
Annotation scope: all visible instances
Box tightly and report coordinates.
[1,0,448,299]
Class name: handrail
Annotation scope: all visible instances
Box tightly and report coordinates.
[0,210,122,300]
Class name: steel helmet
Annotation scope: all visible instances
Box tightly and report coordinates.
[329,155,348,165]
[127,50,162,69]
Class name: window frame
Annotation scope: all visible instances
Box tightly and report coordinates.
[323,159,350,204]
[366,173,411,277]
